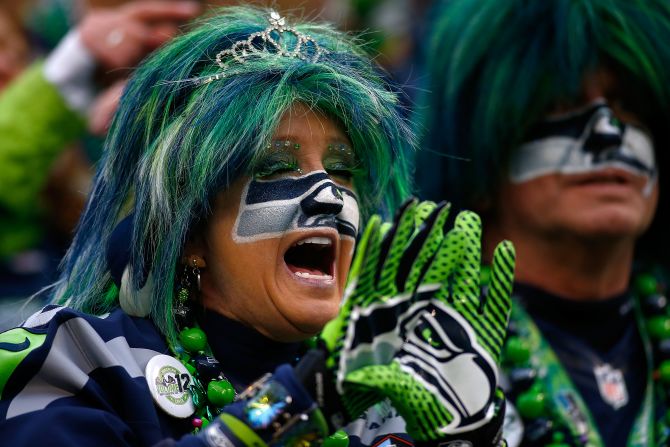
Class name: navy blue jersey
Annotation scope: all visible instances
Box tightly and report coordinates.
[502,284,649,447]
[522,286,646,447]
[0,305,413,446]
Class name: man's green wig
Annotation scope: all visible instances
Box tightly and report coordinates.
[52,6,414,342]
[417,0,670,210]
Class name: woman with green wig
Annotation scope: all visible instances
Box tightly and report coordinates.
[0,6,515,446]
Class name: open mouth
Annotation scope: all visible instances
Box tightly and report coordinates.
[579,174,628,185]
[284,236,335,280]
[571,168,633,187]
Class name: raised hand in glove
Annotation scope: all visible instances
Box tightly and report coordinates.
[322,199,515,443]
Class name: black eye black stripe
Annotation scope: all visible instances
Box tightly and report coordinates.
[525,103,613,141]
[246,171,355,203]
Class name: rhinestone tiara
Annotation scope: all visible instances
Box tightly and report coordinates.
[198,11,326,85]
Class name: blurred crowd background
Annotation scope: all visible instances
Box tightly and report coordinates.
[0,0,430,329]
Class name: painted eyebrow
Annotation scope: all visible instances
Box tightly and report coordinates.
[270,133,352,145]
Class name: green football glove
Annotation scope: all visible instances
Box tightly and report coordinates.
[322,200,515,442]
[322,198,452,371]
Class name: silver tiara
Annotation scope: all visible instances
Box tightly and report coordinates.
[199,11,326,85]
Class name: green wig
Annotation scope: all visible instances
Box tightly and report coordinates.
[52,6,414,343]
[416,0,670,208]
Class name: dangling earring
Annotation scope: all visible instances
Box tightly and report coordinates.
[174,255,206,329]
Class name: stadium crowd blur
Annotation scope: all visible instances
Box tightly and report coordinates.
[0,0,428,330]
[4,1,670,445]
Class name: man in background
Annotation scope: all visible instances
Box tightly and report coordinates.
[416,0,670,445]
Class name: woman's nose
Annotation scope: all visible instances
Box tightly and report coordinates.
[300,181,345,216]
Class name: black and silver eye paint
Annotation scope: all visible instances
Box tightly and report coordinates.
[509,100,656,196]
[232,170,359,243]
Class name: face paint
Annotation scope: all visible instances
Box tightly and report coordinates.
[232,170,360,243]
[509,99,657,195]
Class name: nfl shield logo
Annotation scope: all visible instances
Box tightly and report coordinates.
[374,435,414,447]
[593,363,628,409]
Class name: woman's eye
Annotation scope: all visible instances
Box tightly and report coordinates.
[327,168,354,181]
[326,162,360,184]
[253,161,300,179]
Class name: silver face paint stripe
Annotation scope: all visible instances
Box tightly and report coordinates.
[233,174,323,242]
[509,136,578,183]
[6,317,163,419]
[338,191,360,242]
[509,123,657,196]
[232,170,359,243]
[233,204,299,242]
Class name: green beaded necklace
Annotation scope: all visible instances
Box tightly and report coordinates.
[169,325,351,447]
[170,326,236,431]
[499,269,670,446]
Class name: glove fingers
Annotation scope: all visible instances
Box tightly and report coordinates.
[483,240,515,362]
[328,219,392,358]
[437,212,502,361]
[352,219,388,307]
[396,202,451,293]
[418,225,466,296]
[413,201,439,231]
[345,363,454,441]
[346,215,381,288]
[322,215,383,354]
[487,240,515,316]
[341,365,389,418]
[451,211,482,306]
[376,198,418,292]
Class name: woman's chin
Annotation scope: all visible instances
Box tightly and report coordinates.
[272,283,342,335]
[281,309,339,341]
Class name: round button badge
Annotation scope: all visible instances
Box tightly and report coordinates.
[145,354,196,418]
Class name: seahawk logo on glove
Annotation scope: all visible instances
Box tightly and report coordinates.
[341,286,498,434]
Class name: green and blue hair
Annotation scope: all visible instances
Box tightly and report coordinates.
[52,6,414,342]
[416,0,670,213]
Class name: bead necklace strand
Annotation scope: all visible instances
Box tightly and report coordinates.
[171,326,236,431]
[499,268,670,446]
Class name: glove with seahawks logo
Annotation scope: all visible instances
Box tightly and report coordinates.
[322,199,515,443]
